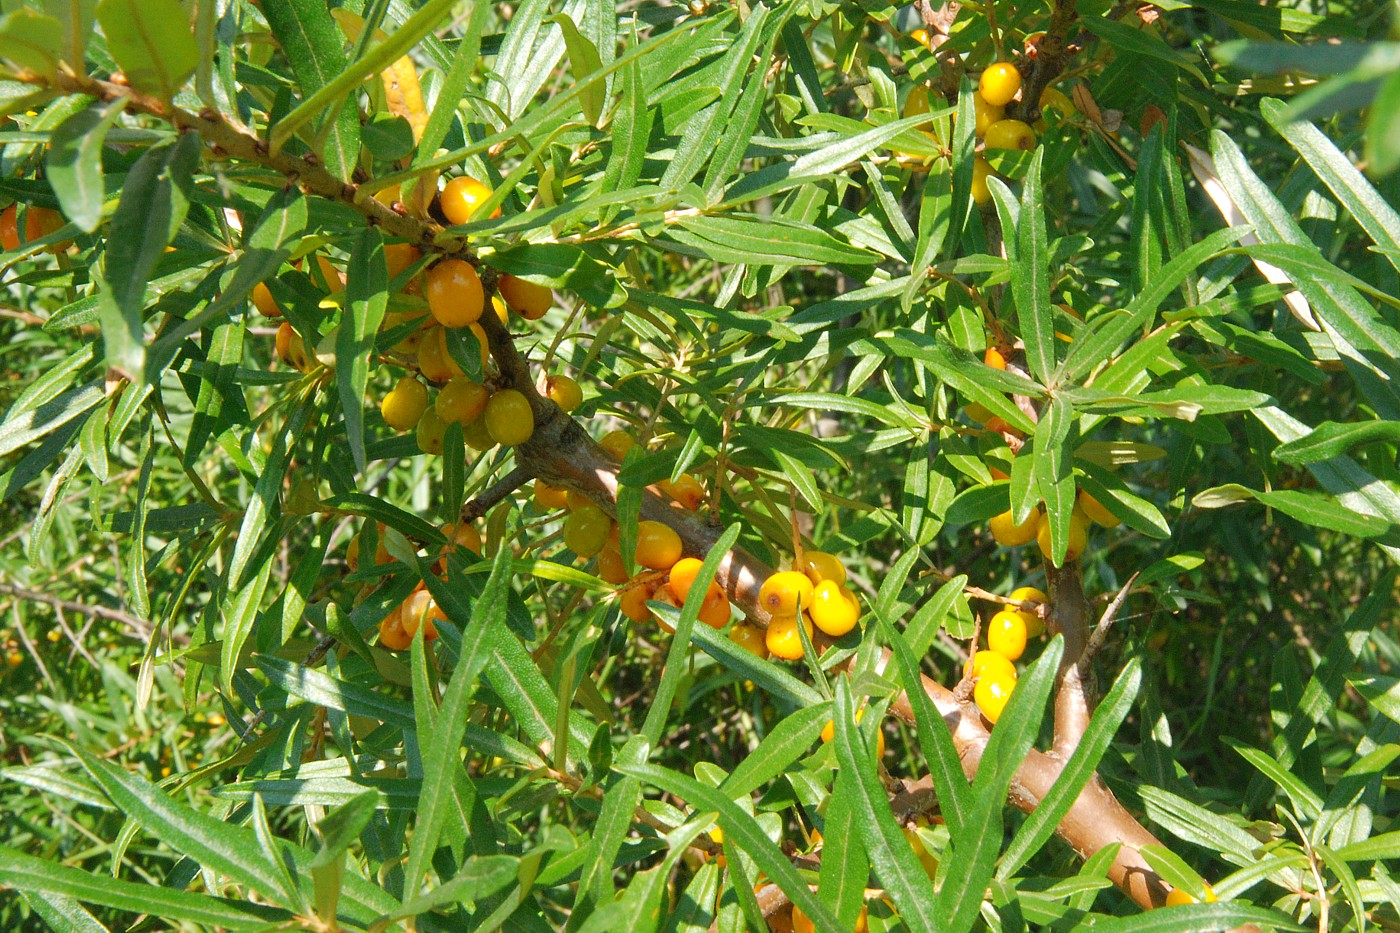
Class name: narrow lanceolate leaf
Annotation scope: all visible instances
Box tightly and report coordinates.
[1013,148,1055,383]
[100,133,198,384]
[817,766,870,930]
[719,701,831,797]
[548,13,604,125]
[338,228,388,474]
[95,0,198,100]
[1273,420,1400,465]
[1033,396,1075,567]
[261,0,361,181]
[406,545,514,900]
[45,98,125,232]
[220,553,273,696]
[602,53,651,199]
[21,891,110,933]
[831,681,940,931]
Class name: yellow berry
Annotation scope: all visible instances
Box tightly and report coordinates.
[820,708,884,759]
[425,259,484,328]
[666,558,706,602]
[440,175,499,225]
[979,62,1022,107]
[400,588,443,640]
[965,649,1016,683]
[417,325,463,383]
[252,281,281,317]
[1009,586,1048,638]
[596,546,628,584]
[974,92,1005,137]
[698,588,732,629]
[600,429,636,459]
[564,504,611,557]
[1163,884,1215,906]
[1036,509,1089,566]
[907,823,940,878]
[381,377,429,432]
[498,274,551,320]
[987,610,1028,661]
[484,389,534,446]
[729,623,768,659]
[1078,490,1121,527]
[275,321,309,371]
[971,157,995,204]
[765,613,813,660]
[635,520,683,571]
[435,376,489,424]
[984,118,1037,151]
[384,243,420,280]
[989,508,1040,547]
[619,580,657,623]
[379,609,412,650]
[6,650,21,668]
[1039,86,1076,120]
[903,84,930,119]
[800,551,846,585]
[545,374,582,412]
[659,473,706,510]
[463,416,496,451]
[759,571,816,616]
[809,581,860,637]
[975,671,1016,723]
[415,408,448,455]
[315,254,345,293]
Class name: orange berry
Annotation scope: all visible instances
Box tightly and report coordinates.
[545,374,582,412]
[989,508,1040,547]
[417,325,463,383]
[498,274,551,320]
[252,281,281,317]
[378,609,412,650]
[979,62,1022,107]
[984,118,1037,151]
[698,588,732,629]
[666,557,705,602]
[800,551,846,585]
[534,480,569,511]
[984,346,1007,369]
[975,671,1016,723]
[906,823,940,878]
[599,429,637,459]
[987,610,1028,661]
[315,254,345,293]
[659,473,705,510]
[596,546,628,584]
[1009,586,1048,638]
[381,376,429,432]
[765,613,812,660]
[425,259,484,328]
[1078,490,1121,527]
[635,520,682,570]
[440,175,499,225]
[275,321,310,371]
[965,649,1016,683]
[792,904,815,933]
[619,579,657,623]
[385,243,421,280]
[435,376,489,424]
[564,504,611,557]
[0,205,17,251]
[820,708,884,758]
[728,623,768,658]
[1036,509,1088,566]
[400,588,443,640]
[441,522,482,556]
[759,571,816,616]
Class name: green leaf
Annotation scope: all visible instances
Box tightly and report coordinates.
[1367,69,1400,177]
[45,98,124,232]
[0,9,65,78]
[831,679,939,931]
[261,0,361,181]
[1012,148,1054,383]
[95,0,197,100]
[100,133,197,384]
[668,214,876,267]
[1274,419,1400,465]
[1033,396,1075,566]
[719,701,831,797]
[548,13,604,126]
[338,228,388,474]
[689,624,823,708]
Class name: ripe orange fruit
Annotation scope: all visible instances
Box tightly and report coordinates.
[384,243,421,280]
[498,274,551,320]
[759,571,816,616]
[984,118,1037,151]
[596,546,628,584]
[417,325,463,383]
[989,507,1040,547]
[425,259,484,327]
[534,480,569,511]
[800,551,846,585]
[379,609,412,650]
[666,558,706,602]
[984,346,1007,369]
[435,376,489,424]
[975,671,1016,723]
[765,613,813,660]
[659,473,705,510]
[440,175,499,225]
[979,62,1022,107]
[697,588,732,628]
[315,255,345,293]
[820,708,885,758]
[729,623,768,658]
[1036,509,1088,565]
[809,581,860,637]
[1009,586,1048,638]
[252,282,281,317]
[545,374,582,412]
[400,588,444,640]
[987,609,1028,661]
[484,389,534,446]
[275,321,310,371]
[635,520,683,570]
[599,429,637,459]
[381,376,429,432]
[619,579,657,623]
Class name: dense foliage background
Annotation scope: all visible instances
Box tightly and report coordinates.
[0,0,1398,930]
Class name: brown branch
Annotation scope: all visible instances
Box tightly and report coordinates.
[1007,0,1081,125]
[0,580,166,643]
[1047,563,1094,757]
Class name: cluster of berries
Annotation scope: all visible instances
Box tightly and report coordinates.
[756,552,862,660]
[965,585,1047,723]
[349,520,483,650]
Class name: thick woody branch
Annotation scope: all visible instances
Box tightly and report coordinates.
[1007,0,1080,125]
[1047,562,1094,757]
